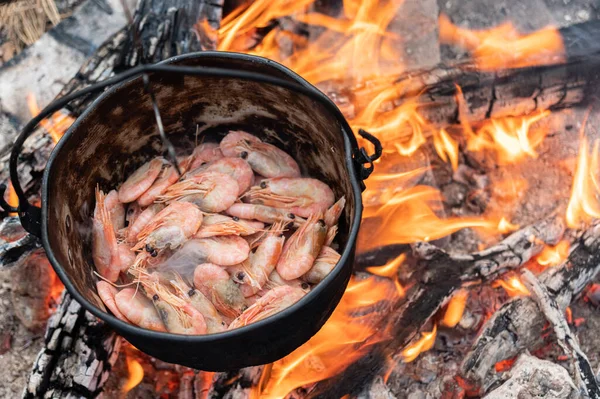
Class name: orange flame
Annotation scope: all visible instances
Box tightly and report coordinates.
[466,110,550,164]
[401,324,437,363]
[439,14,565,71]
[5,181,18,216]
[219,0,405,86]
[497,217,520,234]
[433,128,459,171]
[366,254,406,297]
[536,240,570,267]
[492,276,530,297]
[566,134,600,229]
[122,354,144,395]
[362,185,497,250]
[441,289,469,328]
[26,93,74,143]
[255,276,396,398]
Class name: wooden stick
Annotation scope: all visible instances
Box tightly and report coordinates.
[461,222,600,391]
[521,269,600,399]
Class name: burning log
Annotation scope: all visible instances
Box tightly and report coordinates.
[306,217,564,398]
[461,222,600,392]
[387,20,600,129]
[521,269,600,398]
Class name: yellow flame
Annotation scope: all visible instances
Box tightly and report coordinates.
[366,254,405,278]
[401,324,437,363]
[122,355,144,394]
[536,240,570,267]
[566,135,600,229]
[493,276,530,297]
[27,93,74,144]
[497,217,520,234]
[433,128,459,171]
[5,181,18,216]
[441,289,469,328]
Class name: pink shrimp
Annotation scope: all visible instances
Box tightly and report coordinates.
[137,164,180,207]
[105,190,125,232]
[261,270,308,293]
[195,214,263,238]
[122,202,143,236]
[302,246,340,284]
[119,158,165,203]
[226,203,302,226]
[169,274,226,333]
[234,222,286,297]
[118,243,136,270]
[126,203,164,244]
[164,236,250,271]
[193,263,247,319]
[220,130,300,178]
[133,202,203,253]
[140,274,207,335]
[187,157,254,196]
[228,285,306,329]
[115,288,167,332]
[96,281,129,322]
[158,171,239,213]
[324,196,346,227]
[276,214,327,280]
[244,177,334,218]
[93,188,122,282]
[188,142,224,170]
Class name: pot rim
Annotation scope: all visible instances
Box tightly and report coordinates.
[41,51,364,343]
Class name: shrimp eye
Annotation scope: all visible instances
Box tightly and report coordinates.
[188,289,196,296]
[145,244,152,252]
[288,213,295,219]
[151,250,158,257]
[241,305,249,312]
[301,282,310,290]
[318,219,326,227]
[236,272,246,281]
[240,151,249,160]
[127,208,135,216]
[260,181,267,189]
[152,294,159,301]
[232,216,240,221]
[200,162,207,166]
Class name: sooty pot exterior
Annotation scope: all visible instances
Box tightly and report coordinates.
[40,52,364,370]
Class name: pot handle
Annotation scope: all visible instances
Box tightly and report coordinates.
[9,63,382,236]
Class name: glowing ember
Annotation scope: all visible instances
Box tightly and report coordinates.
[466,110,550,164]
[439,14,565,71]
[494,357,517,372]
[26,93,74,143]
[255,276,396,398]
[492,276,530,297]
[441,289,469,328]
[122,354,144,395]
[401,325,437,363]
[536,240,570,267]
[566,134,600,229]
[497,217,520,234]
[433,128,459,171]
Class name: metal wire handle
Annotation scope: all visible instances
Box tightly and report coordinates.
[9,62,382,236]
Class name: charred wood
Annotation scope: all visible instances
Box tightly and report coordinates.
[306,217,564,398]
[23,291,122,399]
[521,269,600,398]
[461,222,600,391]
[387,20,600,130]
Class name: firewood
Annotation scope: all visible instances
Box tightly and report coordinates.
[306,216,564,398]
[461,222,600,392]
[23,291,122,399]
[521,269,600,398]
[483,353,578,399]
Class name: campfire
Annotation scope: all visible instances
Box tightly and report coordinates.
[1,0,600,398]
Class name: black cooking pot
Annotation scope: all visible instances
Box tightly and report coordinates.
[7,52,381,371]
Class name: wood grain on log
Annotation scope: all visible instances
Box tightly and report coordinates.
[306,217,564,398]
[461,222,600,391]
[521,269,600,398]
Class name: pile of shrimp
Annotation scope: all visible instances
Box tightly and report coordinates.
[93,130,345,334]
